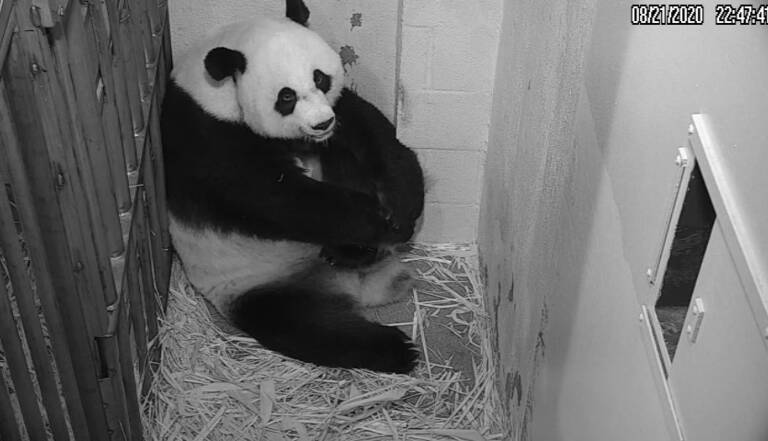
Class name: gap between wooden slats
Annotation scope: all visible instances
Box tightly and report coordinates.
[137,207,161,397]
[126,193,150,388]
[140,123,166,304]
[95,334,133,441]
[0,175,71,440]
[0,363,23,441]
[116,254,145,441]
[0,253,48,441]
[148,68,171,301]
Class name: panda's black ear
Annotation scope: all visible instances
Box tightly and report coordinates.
[204,47,247,81]
[286,0,310,26]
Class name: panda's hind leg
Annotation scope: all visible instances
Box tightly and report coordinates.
[356,250,415,307]
[228,283,418,373]
[308,248,415,307]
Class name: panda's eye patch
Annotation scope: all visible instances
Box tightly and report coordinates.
[278,88,297,102]
[275,87,297,116]
[314,69,331,93]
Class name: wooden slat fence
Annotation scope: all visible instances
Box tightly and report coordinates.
[0,0,171,439]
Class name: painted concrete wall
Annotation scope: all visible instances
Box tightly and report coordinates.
[480,0,768,440]
[477,2,599,438]
[167,0,503,243]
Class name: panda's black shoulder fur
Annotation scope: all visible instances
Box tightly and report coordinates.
[162,80,422,246]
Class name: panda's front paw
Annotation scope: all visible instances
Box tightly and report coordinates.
[381,217,414,244]
[377,194,414,243]
[378,203,395,226]
[321,244,382,269]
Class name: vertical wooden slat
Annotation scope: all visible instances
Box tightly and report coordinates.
[153,47,166,106]
[44,8,121,326]
[61,3,124,258]
[8,3,111,438]
[0,365,24,441]
[146,0,162,57]
[12,0,111,339]
[0,0,12,53]
[148,83,171,301]
[96,376,122,441]
[161,4,172,76]
[139,206,160,344]
[123,0,151,104]
[87,2,131,214]
[0,278,48,441]
[0,1,171,437]
[100,0,138,172]
[0,83,92,441]
[138,206,160,396]
[107,0,144,135]
[126,194,149,378]
[133,0,154,67]
[116,272,145,441]
[139,129,164,296]
[0,182,71,441]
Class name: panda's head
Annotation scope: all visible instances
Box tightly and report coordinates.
[174,0,344,142]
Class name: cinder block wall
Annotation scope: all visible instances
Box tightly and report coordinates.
[396,0,501,242]
[168,0,502,243]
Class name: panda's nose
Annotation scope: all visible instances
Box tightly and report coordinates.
[312,117,335,131]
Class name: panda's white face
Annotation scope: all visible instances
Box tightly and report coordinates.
[237,30,344,141]
[173,18,344,143]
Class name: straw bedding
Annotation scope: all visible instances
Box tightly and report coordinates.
[142,243,504,440]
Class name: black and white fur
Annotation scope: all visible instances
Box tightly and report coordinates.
[162,0,425,373]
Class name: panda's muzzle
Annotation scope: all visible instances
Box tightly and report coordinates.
[312,116,335,132]
[304,116,335,142]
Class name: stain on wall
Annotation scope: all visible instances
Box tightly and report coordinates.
[506,371,523,407]
[338,44,359,70]
[349,12,362,30]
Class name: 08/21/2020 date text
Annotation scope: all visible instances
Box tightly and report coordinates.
[631,4,768,26]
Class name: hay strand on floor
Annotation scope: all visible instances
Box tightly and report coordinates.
[142,243,504,440]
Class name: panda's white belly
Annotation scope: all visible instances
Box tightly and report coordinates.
[169,215,319,310]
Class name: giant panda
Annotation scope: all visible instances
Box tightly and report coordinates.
[161,0,425,374]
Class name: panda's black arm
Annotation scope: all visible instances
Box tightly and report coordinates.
[372,141,425,240]
[332,89,425,240]
[211,171,398,245]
